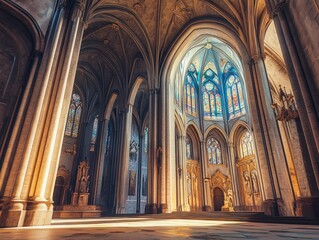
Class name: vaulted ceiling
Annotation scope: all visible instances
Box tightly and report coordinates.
[8,0,271,113]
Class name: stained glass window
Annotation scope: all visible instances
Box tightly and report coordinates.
[226,75,246,119]
[241,131,254,158]
[207,137,222,164]
[90,115,99,152]
[184,68,197,116]
[174,72,180,105]
[185,136,193,159]
[65,93,82,138]
[202,70,222,120]
[144,127,148,153]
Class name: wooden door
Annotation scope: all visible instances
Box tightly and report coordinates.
[213,187,224,211]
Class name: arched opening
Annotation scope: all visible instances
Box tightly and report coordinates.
[53,176,66,206]
[0,5,37,169]
[162,22,255,214]
[213,187,224,211]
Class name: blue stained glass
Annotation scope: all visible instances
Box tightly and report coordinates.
[185,72,197,116]
[90,116,99,152]
[227,75,246,119]
[203,82,222,120]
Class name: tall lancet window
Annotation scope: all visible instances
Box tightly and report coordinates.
[240,131,254,158]
[65,93,82,137]
[226,74,245,119]
[207,137,222,164]
[90,115,99,152]
[184,64,197,116]
[203,69,222,120]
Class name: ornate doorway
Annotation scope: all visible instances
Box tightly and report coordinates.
[213,187,224,211]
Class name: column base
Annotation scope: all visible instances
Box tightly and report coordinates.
[295,196,319,218]
[23,201,51,226]
[0,200,26,227]
[145,203,158,214]
[262,199,279,216]
[159,204,168,213]
[202,205,212,211]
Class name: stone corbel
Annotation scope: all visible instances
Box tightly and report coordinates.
[269,0,288,19]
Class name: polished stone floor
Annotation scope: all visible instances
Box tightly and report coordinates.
[1,216,319,240]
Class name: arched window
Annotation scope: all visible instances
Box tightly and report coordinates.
[184,64,197,116]
[185,135,193,159]
[240,131,254,158]
[90,115,99,152]
[207,137,222,164]
[203,69,222,120]
[65,93,82,137]
[144,127,148,153]
[226,75,246,119]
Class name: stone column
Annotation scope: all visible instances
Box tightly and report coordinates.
[179,134,190,211]
[0,0,87,227]
[115,104,133,214]
[113,109,126,213]
[93,118,109,205]
[145,89,159,213]
[227,141,240,207]
[266,0,319,217]
[27,0,87,226]
[245,55,295,216]
[200,139,211,211]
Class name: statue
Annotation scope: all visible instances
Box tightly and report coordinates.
[251,170,259,194]
[71,160,90,205]
[243,171,252,195]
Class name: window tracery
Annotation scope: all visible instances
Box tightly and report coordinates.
[240,131,254,158]
[207,137,222,164]
[65,93,82,138]
[90,115,99,152]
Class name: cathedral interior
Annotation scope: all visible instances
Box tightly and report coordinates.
[0,0,319,229]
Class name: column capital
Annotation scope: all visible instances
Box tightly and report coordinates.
[248,55,261,65]
[58,0,68,8]
[228,141,234,148]
[270,0,288,19]
[149,88,159,95]
[72,0,87,20]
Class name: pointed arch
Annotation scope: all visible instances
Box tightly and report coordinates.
[104,93,118,120]
[128,76,145,106]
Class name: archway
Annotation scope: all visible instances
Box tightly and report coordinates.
[213,187,224,211]
[161,21,251,213]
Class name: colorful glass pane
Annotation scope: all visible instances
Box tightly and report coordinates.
[227,87,233,113]
[204,91,210,116]
[187,85,191,112]
[72,106,81,138]
[207,137,222,164]
[232,84,239,111]
[238,82,245,112]
[144,127,148,153]
[90,116,99,152]
[65,104,75,136]
[205,82,214,91]
[210,94,215,116]
[191,87,196,114]
[216,94,222,114]
[65,93,82,138]
[241,131,254,158]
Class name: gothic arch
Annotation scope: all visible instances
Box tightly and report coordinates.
[229,120,251,145]
[161,20,251,212]
[104,93,118,121]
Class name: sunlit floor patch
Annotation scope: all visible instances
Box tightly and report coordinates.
[0,217,318,240]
